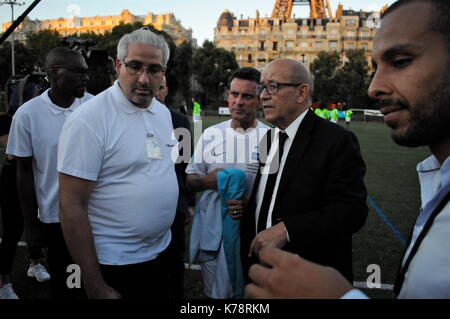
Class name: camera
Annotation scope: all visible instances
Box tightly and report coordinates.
[60,37,116,95]
[61,36,97,50]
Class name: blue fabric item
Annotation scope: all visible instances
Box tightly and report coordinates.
[217,169,247,299]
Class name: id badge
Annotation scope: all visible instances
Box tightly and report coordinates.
[145,138,163,160]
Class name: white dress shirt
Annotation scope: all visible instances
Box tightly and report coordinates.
[255,109,308,232]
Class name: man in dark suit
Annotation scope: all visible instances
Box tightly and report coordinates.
[240,59,368,282]
[156,77,195,299]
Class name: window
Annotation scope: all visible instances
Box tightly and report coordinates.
[329,41,337,50]
[361,43,368,51]
[301,42,308,48]
[346,19,355,25]
[260,41,265,50]
[248,54,252,63]
[273,41,278,51]
[101,21,105,26]
[286,41,294,49]
[316,41,322,48]
[348,43,355,50]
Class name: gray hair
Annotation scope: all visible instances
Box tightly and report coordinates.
[117,27,170,66]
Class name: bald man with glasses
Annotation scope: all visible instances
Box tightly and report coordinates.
[240,59,368,283]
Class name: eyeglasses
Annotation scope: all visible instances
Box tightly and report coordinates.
[255,82,302,96]
[122,60,166,77]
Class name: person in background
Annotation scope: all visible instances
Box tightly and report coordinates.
[156,76,195,299]
[0,109,49,299]
[6,47,92,299]
[186,67,269,298]
[178,101,188,116]
[330,105,339,124]
[192,97,201,122]
[345,107,353,128]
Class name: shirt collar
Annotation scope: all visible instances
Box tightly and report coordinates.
[42,89,81,115]
[112,80,155,114]
[417,154,450,187]
[275,108,308,140]
[417,155,441,173]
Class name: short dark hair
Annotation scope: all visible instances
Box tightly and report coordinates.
[382,0,450,48]
[45,47,84,70]
[228,67,261,87]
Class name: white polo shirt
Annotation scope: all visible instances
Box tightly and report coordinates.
[186,119,270,197]
[57,81,179,265]
[6,89,93,223]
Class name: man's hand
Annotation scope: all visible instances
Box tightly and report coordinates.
[245,247,353,299]
[202,168,224,190]
[227,198,248,220]
[249,222,287,257]
[186,168,224,192]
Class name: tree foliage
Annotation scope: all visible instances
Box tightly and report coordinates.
[335,49,372,108]
[25,30,61,70]
[310,49,372,109]
[0,23,239,108]
[192,40,239,107]
[310,51,341,107]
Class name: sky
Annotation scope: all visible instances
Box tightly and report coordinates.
[1,0,396,45]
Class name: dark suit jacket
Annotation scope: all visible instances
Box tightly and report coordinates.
[169,109,195,216]
[241,110,368,281]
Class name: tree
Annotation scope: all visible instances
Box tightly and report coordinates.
[310,51,341,107]
[0,41,33,90]
[171,40,194,105]
[192,40,238,107]
[335,49,371,109]
[25,30,61,70]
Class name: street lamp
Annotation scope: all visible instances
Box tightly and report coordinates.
[0,0,26,76]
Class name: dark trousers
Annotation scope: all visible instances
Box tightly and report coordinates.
[0,162,44,275]
[100,251,169,299]
[43,222,85,299]
[166,211,186,299]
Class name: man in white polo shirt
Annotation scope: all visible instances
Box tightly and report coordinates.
[186,67,269,298]
[57,28,178,299]
[6,47,92,298]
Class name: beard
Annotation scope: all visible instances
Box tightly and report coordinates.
[391,74,450,147]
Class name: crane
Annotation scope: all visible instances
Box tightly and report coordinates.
[271,0,334,20]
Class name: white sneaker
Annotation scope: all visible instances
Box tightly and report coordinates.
[27,263,51,282]
[0,283,19,299]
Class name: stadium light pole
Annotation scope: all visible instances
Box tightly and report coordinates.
[0,0,26,76]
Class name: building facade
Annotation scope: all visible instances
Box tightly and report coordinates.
[2,9,195,46]
[214,8,380,70]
